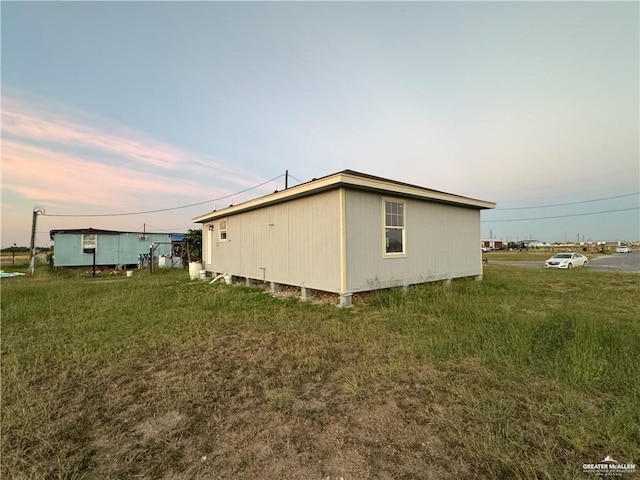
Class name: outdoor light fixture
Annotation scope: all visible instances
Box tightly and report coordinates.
[208,224,214,231]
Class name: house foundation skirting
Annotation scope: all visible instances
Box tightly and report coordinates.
[208,272,483,307]
[209,272,349,307]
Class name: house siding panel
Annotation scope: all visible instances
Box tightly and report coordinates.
[344,189,482,292]
[205,190,342,292]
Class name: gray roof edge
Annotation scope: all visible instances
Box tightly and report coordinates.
[49,228,185,240]
[193,170,495,223]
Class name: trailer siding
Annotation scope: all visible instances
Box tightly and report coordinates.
[53,232,172,267]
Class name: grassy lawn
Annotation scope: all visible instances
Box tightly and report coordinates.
[2,266,639,479]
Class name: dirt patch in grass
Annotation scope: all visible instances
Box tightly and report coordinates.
[133,410,184,442]
[5,327,470,479]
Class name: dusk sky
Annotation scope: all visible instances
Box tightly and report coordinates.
[2,1,638,247]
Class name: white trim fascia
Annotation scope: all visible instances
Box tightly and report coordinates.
[193,175,341,223]
[339,187,348,294]
[193,171,495,223]
[340,172,494,209]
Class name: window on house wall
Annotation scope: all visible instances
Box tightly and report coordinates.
[82,234,97,253]
[383,200,405,255]
[219,219,228,241]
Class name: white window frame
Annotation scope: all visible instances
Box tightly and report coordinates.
[218,219,228,242]
[82,234,97,253]
[382,198,406,258]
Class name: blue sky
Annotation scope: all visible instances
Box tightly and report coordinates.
[2,1,638,247]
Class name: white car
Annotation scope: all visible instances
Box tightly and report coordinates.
[544,252,588,269]
[616,246,632,253]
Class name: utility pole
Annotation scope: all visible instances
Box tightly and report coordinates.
[28,206,45,276]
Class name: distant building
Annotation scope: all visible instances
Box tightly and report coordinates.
[482,239,505,250]
[194,170,495,306]
[50,228,184,268]
[507,240,540,250]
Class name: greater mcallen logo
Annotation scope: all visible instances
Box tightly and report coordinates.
[583,455,636,476]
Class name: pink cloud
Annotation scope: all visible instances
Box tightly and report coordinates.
[1,89,282,245]
[2,140,230,208]
[1,91,268,188]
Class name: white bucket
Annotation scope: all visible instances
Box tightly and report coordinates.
[224,273,232,285]
[126,271,133,278]
[189,262,203,280]
[199,270,207,280]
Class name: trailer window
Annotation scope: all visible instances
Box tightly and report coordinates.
[82,234,97,253]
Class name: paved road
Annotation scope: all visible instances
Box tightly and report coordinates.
[489,251,640,273]
[589,251,640,273]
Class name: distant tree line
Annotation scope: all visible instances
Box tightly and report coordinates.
[1,246,52,253]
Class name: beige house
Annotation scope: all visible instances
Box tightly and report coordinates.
[193,170,495,306]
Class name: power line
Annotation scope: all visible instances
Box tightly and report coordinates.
[288,174,305,185]
[41,174,284,218]
[496,192,639,210]
[482,207,639,223]
[487,183,640,205]
[144,225,198,232]
[470,168,639,196]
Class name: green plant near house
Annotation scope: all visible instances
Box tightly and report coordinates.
[181,228,202,265]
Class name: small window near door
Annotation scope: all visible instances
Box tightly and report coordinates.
[219,219,228,241]
[383,199,405,256]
